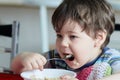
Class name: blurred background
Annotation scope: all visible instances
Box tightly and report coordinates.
[0,0,120,68]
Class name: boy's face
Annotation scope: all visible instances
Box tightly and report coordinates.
[55,20,102,69]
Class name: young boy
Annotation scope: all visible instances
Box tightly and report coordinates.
[11,0,120,80]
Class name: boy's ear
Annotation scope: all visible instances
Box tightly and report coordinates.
[94,30,107,47]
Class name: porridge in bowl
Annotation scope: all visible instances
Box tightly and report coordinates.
[30,75,60,80]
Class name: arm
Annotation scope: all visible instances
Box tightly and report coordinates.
[11,52,47,74]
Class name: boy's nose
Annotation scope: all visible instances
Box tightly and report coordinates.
[61,39,69,47]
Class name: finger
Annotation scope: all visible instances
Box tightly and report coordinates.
[22,56,37,70]
[21,61,33,72]
[31,59,39,69]
[32,53,47,66]
[36,59,44,70]
[37,57,47,70]
[27,53,46,70]
[60,75,78,80]
[39,55,47,65]
[60,75,70,80]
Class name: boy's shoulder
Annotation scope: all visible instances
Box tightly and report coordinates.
[103,47,120,57]
[104,47,120,53]
[96,47,120,63]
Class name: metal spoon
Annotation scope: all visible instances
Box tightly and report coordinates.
[47,54,74,61]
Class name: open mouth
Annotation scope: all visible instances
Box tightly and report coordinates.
[63,54,74,61]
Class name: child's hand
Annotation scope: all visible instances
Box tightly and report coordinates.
[11,52,47,74]
[60,75,78,80]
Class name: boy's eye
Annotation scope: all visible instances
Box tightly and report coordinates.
[70,35,77,39]
[56,34,62,38]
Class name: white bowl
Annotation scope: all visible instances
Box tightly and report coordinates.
[21,68,76,80]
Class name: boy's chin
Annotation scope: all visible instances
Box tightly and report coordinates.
[66,61,80,69]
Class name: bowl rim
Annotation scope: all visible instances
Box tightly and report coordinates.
[20,68,77,79]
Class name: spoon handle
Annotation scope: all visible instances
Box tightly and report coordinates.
[47,54,74,61]
[47,58,64,61]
